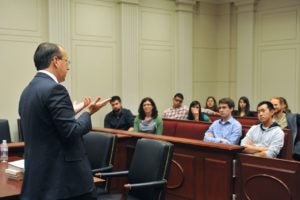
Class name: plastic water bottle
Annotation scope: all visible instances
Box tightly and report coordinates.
[0,140,8,162]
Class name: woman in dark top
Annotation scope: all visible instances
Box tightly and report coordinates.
[188,100,210,122]
[236,96,252,117]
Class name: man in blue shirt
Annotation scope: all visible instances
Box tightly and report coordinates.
[204,97,242,144]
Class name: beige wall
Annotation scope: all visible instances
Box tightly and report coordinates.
[193,1,236,105]
[254,0,300,111]
[0,0,48,141]
[0,0,299,141]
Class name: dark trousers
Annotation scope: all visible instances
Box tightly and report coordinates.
[59,188,97,200]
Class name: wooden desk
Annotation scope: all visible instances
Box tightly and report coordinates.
[0,157,104,200]
[0,157,22,200]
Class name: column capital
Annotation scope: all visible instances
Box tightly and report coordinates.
[118,0,139,5]
[234,0,259,13]
[176,0,196,12]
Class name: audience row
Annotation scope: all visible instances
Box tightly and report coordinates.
[100,93,299,160]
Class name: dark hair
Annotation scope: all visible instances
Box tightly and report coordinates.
[205,96,218,112]
[110,96,121,103]
[257,101,274,111]
[174,93,184,100]
[237,96,250,116]
[138,97,158,120]
[218,97,235,109]
[34,42,62,70]
[188,100,204,121]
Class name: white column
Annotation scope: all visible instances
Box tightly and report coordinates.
[176,0,195,103]
[234,0,257,101]
[119,0,139,112]
[48,0,72,91]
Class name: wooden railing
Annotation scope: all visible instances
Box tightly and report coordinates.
[92,127,300,200]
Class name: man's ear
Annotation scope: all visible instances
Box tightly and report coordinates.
[52,56,60,68]
[270,109,275,117]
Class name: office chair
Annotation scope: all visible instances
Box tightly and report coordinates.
[83,131,117,194]
[97,138,174,200]
[0,119,11,143]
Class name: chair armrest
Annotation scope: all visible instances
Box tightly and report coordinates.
[124,179,167,190]
[92,164,113,174]
[95,170,129,178]
[120,180,167,199]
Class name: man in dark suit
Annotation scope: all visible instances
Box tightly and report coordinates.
[18,42,110,200]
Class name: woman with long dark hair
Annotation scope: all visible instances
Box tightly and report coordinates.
[236,96,251,117]
[187,100,210,122]
[133,97,163,134]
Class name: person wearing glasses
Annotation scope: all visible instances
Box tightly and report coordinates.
[162,93,189,120]
[134,97,163,134]
[19,42,111,200]
[204,97,242,145]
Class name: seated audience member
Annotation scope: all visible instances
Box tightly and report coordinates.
[241,101,284,158]
[162,93,216,119]
[162,93,189,120]
[134,97,163,134]
[295,114,300,160]
[204,98,242,144]
[270,97,297,146]
[205,96,218,112]
[235,96,253,117]
[104,96,134,131]
[187,100,210,122]
[280,96,291,113]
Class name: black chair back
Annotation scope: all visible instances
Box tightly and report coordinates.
[83,131,117,170]
[83,131,117,193]
[128,138,174,200]
[0,119,11,143]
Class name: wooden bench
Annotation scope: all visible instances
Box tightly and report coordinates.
[162,118,293,160]
[209,114,260,126]
[163,118,210,140]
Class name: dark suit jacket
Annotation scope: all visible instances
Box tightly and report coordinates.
[19,72,94,200]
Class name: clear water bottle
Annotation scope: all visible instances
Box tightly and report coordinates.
[0,140,8,162]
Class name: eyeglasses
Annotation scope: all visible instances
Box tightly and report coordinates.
[60,58,71,65]
[174,98,183,103]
